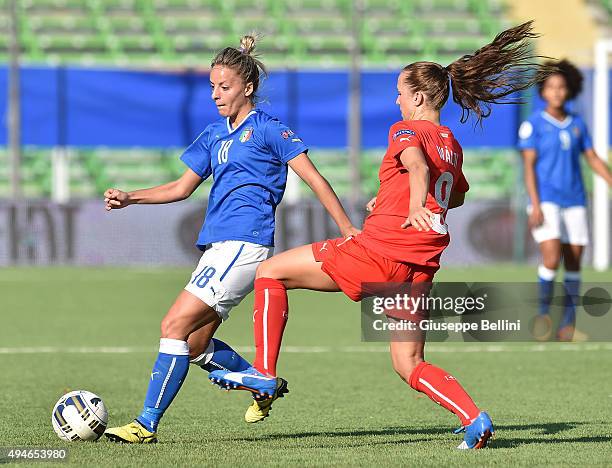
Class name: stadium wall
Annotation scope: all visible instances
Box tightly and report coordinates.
[0,199,608,267]
[0,65,535,148]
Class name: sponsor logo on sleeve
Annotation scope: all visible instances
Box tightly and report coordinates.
[281,129,295,139]
[393,129,416,141]
[518,121,533,140]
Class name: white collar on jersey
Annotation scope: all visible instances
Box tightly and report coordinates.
[541,111,573,129]
[226,110,257,134]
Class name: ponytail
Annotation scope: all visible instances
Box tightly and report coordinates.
[445,21,543,123]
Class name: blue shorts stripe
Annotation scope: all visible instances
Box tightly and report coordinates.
[220,243,245,281]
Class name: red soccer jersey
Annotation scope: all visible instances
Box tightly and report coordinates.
[358,119,469,267]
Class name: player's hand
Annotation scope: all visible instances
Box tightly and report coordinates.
[528,205,544,228]
[402,206,434,231]
[366,197,377,212]
[104,188,131,211]
[341,225,362,237]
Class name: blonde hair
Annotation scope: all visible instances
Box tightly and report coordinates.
[211,34,267,102]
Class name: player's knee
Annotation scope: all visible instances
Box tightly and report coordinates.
[563,257,581,271]
[160,310,185,340]
[256,259,277,279]
[542,256,560,271]
[187,336,209,360]
[392,355,423,383]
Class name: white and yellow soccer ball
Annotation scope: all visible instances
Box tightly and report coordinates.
[52,390,108,441]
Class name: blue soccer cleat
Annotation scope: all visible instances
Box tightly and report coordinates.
[455,412,494,449]
[209,367,286,399]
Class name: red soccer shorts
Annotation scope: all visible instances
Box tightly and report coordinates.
[312,235,438,305]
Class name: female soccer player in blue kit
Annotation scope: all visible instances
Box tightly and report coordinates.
[102,35,359,443]
[519,59,612,341]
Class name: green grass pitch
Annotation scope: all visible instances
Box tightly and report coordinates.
[0,266,611,466]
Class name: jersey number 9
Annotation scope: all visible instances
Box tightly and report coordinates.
[434,171,454,213]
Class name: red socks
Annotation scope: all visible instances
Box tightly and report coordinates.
[253,277,288,377]
[409,362,480,427]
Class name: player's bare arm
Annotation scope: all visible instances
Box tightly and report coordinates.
[583,148,612,186]
[399,146,433,231]
[104,168,203,211]
[521,148,543,228]
[288,153,361,237]
[366,197,377,212]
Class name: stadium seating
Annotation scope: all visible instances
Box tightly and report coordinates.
[0,146,524,200]
[2,0,510,68]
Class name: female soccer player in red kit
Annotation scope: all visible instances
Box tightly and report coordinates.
[211,22,543,449]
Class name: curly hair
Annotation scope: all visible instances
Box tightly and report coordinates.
[537,59,583,100]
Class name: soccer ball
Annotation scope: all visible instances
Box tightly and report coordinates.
[51,390,108,441]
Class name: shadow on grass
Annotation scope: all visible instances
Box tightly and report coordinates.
[495,421,586,435]
[220,421,611,449]
[491,436,612,449]
[229,426,453,443]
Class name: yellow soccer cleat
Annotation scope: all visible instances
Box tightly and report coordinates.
[104,420,157,444]
[244,378,289,423]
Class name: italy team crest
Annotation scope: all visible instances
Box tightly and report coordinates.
[240,127,253,143]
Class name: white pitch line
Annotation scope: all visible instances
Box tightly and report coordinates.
[0,343,611,354]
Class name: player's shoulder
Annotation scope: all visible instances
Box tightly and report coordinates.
[568,112,587,128]
[194,117,225,142]
[518,111,542,140]
[389,120,420,142]
[252,109,281,129]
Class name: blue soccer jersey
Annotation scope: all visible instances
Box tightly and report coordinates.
[181,110,308,249]
[518,111,593,207]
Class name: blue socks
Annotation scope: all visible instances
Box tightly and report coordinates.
[136,338,190,432]
[537,266,581,330]
[190,338,251,372]
[135,337,251,432]
[537,265,556,315]
[562,271,581,328]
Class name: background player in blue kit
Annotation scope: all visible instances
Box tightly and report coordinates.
[519,59,612,341]
[102,35,360,443]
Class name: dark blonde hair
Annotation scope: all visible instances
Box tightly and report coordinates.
[211,34,267,102]
[402,21,543,124]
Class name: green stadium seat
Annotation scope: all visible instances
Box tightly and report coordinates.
[413,0,471,13]
[27,15,99,33]
[429,36,487,56]
[116,36,157,54]
[362,0,410,17]
[38,34,108,54]
[363,17,411,38]
[154,0,223,12]
[284,0,350,16]
[231,17,281,37]
[171,33,229,54]
[163,16,230,35]
[297,36,352,55]
[415,17,481,36]
[106,16,148,34]
[7,0,509,68]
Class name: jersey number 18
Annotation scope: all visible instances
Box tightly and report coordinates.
[217,140,233,165]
